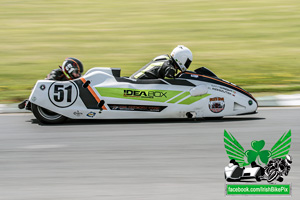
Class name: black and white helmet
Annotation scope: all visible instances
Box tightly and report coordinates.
[61,57,84,80]
[170,45,193,72]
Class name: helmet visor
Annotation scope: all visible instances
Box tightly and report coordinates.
[69,68,81,78]
[185,58,192,69]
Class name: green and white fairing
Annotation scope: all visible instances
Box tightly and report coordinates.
[29,67,257,122]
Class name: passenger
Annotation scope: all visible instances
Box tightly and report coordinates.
[18,57,83,109]
[46,57,83,81]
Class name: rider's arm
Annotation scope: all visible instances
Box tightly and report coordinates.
[165,66,176,78]
[46,69,65,81]
[162,61,176,78]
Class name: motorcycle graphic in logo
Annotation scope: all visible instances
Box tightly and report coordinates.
[224,130,292,183]
[209,97,225,113]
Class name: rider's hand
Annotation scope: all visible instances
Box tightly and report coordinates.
[165,67,176,78]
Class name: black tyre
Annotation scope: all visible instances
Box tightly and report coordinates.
[203,117,224,120]
[267,170,279,183]
[31,104,66,124]
[277,177,284,182]
[255,176,261,182]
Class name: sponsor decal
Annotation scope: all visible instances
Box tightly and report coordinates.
[209,84,236,97]
[224,130,293,196]
[175,58,183,66]
[40,84,46,90]
[73,110,83,117]
[87,112,96,118]
[123,90,167,98]
[96,88,182,103]
[97,88,210,105]
[108,104,167,112]
[209,97,225,113]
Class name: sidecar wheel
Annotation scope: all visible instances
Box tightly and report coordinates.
[32,104,66,124]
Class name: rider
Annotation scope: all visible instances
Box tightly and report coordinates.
[130,45,193,79]
[264,155,293,182]
[18,57,84,109]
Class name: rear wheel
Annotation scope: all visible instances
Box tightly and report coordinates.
[31,104,66,124]
[255,176,261,182]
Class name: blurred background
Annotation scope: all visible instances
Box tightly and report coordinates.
[1,0,300,103]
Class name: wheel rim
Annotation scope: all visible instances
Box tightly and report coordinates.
[37,106,62,120]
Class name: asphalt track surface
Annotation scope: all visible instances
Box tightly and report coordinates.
[0,107,299,200]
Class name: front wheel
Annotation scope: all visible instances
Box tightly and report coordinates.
[31,104,67,124]
[267,170,279,183]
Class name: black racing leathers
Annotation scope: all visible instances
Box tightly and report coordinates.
[46,68,68,81]
[130,54,177,79]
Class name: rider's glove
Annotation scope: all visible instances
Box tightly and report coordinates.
[165,67,176,78]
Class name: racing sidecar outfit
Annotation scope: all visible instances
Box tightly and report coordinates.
[130,55,177,79]
[224,159,263,182]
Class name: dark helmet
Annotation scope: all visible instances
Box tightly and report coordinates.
[61,57,84,80]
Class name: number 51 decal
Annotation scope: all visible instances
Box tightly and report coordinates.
[48,82,78,108]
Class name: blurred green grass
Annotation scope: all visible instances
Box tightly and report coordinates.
[1,0,300,102]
